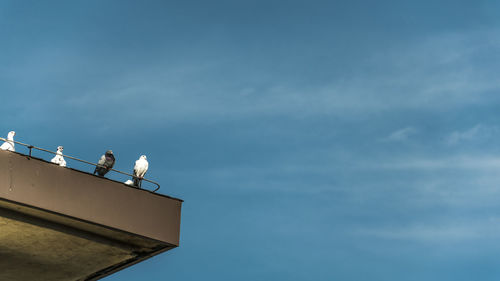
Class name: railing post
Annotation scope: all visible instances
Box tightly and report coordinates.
[28,145,33,159]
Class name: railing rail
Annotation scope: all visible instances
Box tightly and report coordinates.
[0,137,161,192]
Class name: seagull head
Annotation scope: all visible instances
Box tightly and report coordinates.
[57,146,64,152]
[7,131,15,139]
[140,155,147,160]
[106,150,113,155]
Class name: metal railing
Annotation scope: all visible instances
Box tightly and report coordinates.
[0,137,161,192]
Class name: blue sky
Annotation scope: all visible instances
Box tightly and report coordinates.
[3,1,500,280]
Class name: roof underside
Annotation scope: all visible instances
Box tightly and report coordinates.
[1,209,133,281]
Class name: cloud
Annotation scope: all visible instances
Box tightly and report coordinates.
[446,124,499,145]
[6,27,500,132]
[354,221,500,243]
[382,127,418,142]
[365,154,500,171]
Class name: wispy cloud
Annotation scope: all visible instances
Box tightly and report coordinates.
[382,127,418,142]
[5,28,500,130]
[446,124,499,145]
[364,155,500,171]
[354,220,500,243]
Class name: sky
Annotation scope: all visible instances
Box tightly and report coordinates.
[2,0,500,280]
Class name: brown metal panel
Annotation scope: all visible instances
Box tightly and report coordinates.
[0,151,182,246]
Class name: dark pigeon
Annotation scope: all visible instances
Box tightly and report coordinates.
[93,150,115,176]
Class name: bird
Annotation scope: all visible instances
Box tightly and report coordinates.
[0,131,16,152]
[50,146,66,167]
[93,150,115,176]
[132,155,148,188]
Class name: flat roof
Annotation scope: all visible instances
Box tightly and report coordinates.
[0,150,182,280]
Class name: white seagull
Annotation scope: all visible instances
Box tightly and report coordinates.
[51,146,67,167]
[133,155,149,188]
[0,131,16,152]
